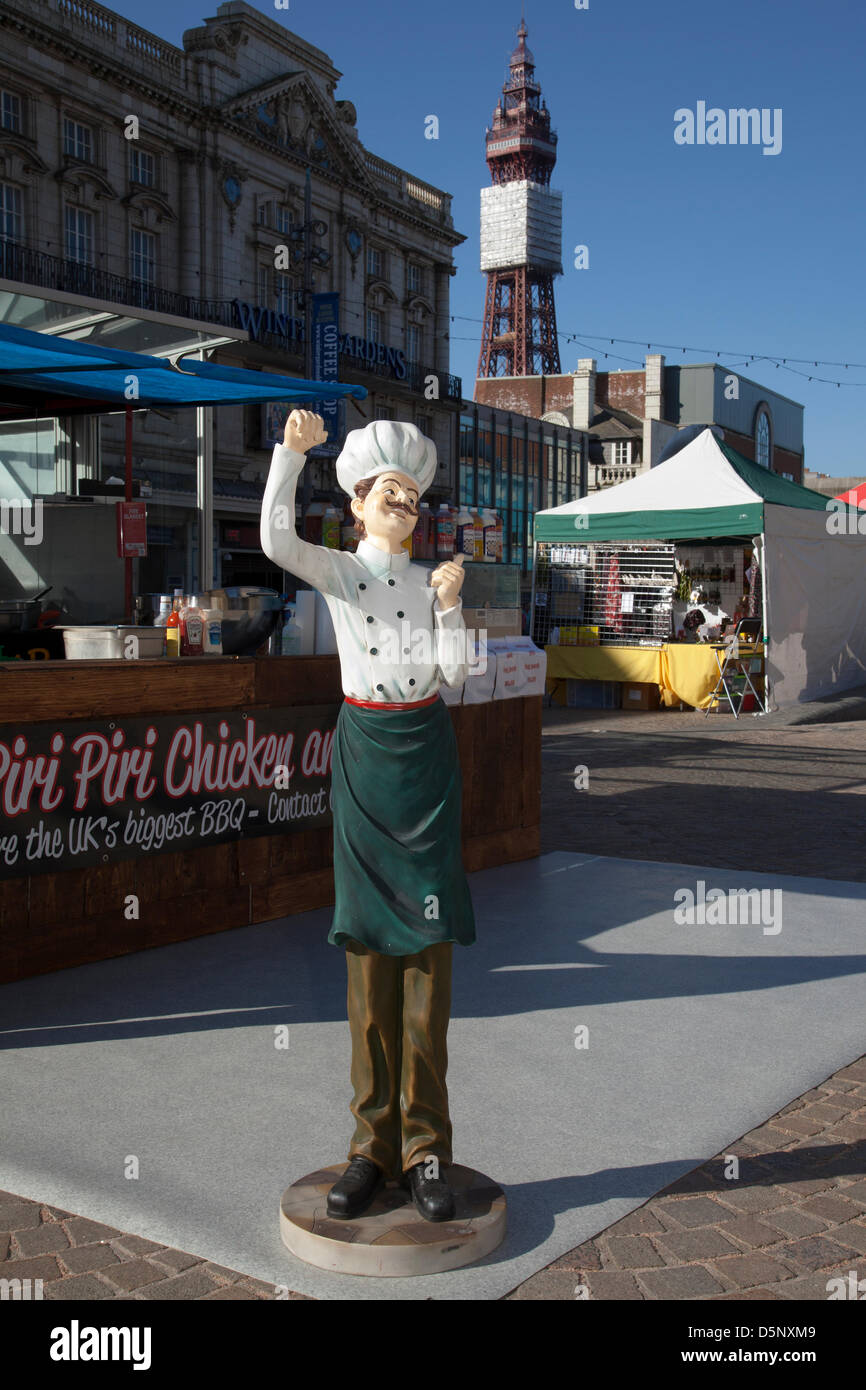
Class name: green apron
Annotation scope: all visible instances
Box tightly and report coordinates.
[329,697,476,956]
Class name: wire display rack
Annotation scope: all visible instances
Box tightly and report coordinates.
[531,541,677,648]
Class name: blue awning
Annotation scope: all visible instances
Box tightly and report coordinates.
[0,321,367,417]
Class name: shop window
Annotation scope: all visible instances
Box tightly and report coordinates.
[1,90,22,133]
[130,228,156,285]
[129,148,155,187]
[63,117,93,162]
[0,182,23,242]
[65,206,94,265]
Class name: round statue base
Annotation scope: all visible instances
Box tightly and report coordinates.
[279,1162,506,1277]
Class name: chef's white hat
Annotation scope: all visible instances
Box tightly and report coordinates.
[336,420,437,497]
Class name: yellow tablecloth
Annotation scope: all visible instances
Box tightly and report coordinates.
[545,643,723,709]
[545,645,660,683]
[657,645,721,710]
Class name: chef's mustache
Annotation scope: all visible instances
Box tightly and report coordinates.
[384,498,418,516]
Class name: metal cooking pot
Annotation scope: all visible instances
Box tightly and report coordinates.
[0,587,51,631]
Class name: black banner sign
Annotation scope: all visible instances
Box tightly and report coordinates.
[0,705,340,880]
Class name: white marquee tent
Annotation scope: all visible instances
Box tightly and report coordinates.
[533,428,866,708]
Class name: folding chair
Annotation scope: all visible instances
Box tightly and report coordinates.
[704,618,768,718]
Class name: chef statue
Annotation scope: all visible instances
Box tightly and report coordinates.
[260,410,476,1224]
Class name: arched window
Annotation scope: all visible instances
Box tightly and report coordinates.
[755,409,771,469]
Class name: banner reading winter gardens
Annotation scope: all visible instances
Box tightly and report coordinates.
[0,706,339,880]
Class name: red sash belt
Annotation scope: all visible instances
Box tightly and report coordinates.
[345,693,439,711]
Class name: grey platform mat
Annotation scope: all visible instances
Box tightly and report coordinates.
[1,851,864,1300]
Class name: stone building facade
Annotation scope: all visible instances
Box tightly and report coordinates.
[476,354,805,488]
[0,0,465,590]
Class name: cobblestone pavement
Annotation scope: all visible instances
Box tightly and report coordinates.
[540,704,866,883]
[505,1056,866,1300]
[2,704,864,1299]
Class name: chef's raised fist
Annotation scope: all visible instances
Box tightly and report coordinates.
[284,410,329,455]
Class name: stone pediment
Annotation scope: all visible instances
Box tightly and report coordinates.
[222,72,372,190]
[53,163,117,201]
[0,136,48,179]
[121,189,177,224]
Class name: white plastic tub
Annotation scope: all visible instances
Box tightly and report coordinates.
[60,626,166,659]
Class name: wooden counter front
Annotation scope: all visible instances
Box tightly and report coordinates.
[0,657,541,983]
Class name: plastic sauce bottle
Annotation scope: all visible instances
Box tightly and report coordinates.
[455,506,476,560]
[472,509,485,561]
[482,509,501,562]
[322,505,341,549]
[180,596,205,656]
[203,609,223,655]
[436,503,455,559]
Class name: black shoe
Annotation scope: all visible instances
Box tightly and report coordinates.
[404,1160,455,1222]
[326,1156,384,1219]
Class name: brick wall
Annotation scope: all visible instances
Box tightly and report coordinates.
[474,375,573,418]
[723,427,803,483]
[597,371,646,418]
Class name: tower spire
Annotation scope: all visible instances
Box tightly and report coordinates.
[477,21,562,379]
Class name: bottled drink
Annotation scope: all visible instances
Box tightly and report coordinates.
[165,589,183,657]
[341,499,358,553]
[322,505,341,549]
[415,501,433,559]
[436,503,455,559]
[153,594,172,627]
[281,604,302,655]
[482,509,502,562]
[471,509,485,561]
[456,506,476,560]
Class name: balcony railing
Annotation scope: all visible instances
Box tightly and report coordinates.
[592,464,640,488]
[0,241,462,401]
[55,0,183,75]
[0,240,233,326]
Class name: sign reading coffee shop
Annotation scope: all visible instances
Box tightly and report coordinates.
[0,706,339,881]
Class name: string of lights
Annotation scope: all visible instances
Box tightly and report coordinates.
[449,315,866,388]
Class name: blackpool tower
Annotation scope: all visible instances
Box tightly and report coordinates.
[477,18,562,379]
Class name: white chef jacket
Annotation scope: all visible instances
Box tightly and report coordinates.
[260,444,469,702]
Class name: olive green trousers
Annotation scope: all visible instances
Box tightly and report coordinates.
[344,938,453,1182]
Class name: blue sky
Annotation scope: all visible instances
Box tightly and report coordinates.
[111,0,865,476]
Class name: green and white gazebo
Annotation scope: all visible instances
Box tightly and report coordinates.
[534,428,866,708]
